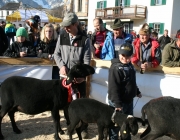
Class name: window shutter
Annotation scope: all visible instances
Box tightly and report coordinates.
[150,0,155,6]
[160,23,164,34]
[115,0,118,6]
[162,0,166,5]
[103,23,106,28]
[104,1,107,8]
[97,2,100,9]
[149,23,154,29]
[126,0,130,7]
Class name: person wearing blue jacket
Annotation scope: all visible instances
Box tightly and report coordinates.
[5,21,16,47]
[101,19,133,60]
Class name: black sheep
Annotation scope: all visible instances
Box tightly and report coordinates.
[0,63,95,140]
[68,98,139,140]
[140,96,180,140]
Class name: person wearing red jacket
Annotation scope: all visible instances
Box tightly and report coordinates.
[132,26,161,73]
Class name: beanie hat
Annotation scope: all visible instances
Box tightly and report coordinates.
[16,27,28,38]
[118,43,133,57]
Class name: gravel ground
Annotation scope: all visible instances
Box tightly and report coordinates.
[1,111,173,140]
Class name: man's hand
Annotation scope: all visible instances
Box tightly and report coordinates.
[115,107,123,111]
[94,42,100,50]
[139,62,152,71]
[59,66,67,76]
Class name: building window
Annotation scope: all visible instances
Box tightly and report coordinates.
[124,23,130,33]
[155,0,162,5]
[97,1,107,9]
[78,0,82,12]
[115,0,123,6]
[150,0,166,6]
[7,11,9,15]
[149,23,164,34]
[153,23,160,33]
[115,0,130,7]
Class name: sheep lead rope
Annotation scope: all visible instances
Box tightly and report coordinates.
[62,79,81,102]
[62,78,72,103]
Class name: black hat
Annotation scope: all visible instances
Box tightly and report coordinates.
[118,43,133,56]
[33,15,41,23]
[111,19,124,29]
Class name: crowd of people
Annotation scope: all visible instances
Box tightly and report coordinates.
[1,12,180,140]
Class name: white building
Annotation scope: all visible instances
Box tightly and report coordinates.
[88,0,180,38]
[0,2,20,21]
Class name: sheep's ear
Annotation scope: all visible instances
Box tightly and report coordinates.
[128,117,139,135]
[84,64,95,75]
[120,121,129,139]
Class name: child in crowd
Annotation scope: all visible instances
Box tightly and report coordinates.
[151,31,158,41]
[3,27,35,57]
[108,43,142,140]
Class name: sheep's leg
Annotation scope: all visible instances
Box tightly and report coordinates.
[0,110,6,139]
[51,109,61,140]
[68,124,74,140]
[76,127,82,140]
[57,118,64,135]
[63,105,70,125]
[103,128,108,140]
[68,120,80,140]
[8,107,21,134]
[0,117,4,140]
[140,130,164,140]
[0,104,14,139]
[140,124,151,139]
[97,125,104,140]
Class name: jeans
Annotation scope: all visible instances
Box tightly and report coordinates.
[108,100,133,140]
[7,36,15,47]
[52,66,60,79]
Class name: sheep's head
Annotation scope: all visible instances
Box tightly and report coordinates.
[120,116,138,139]
[66,63,95,85]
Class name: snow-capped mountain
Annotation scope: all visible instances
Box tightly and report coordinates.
[0,0,64,9]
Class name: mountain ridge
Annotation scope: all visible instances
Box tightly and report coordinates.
[0,0,64,9]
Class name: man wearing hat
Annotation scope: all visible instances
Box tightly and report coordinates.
[54,13,91,138]
[101,18,133,60]
[108,43,142,140]
[162,29,180,67]
[131,24,161,73]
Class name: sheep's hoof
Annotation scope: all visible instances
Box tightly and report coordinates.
[14,128,22,134]
[54,134,61,140]
[0,134,4,140]
[59,130,64,135]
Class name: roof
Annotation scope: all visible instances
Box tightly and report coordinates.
[0,3,20,10]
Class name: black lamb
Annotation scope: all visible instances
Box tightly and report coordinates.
[0,63,95,140]
[68,98,139,140]
[140,96,180,140]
